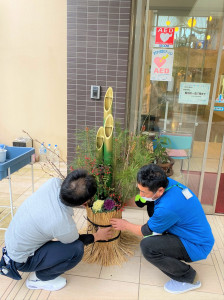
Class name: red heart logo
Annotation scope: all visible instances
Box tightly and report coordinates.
[154,57,166,68]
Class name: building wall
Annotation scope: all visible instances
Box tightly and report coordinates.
[67,0,132,163]
[0,0,67,159]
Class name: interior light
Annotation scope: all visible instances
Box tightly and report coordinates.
[209,16,212,22]
[175,27,179,32]
[207,35,211,40]
[188,18,196,27]
[166,20,171,26]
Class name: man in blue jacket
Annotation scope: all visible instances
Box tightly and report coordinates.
[111,164,214,294]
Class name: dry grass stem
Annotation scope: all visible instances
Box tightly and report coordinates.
[22,130,67,179]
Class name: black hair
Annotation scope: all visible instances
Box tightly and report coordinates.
[137,164,168,193]
[60,169,97,207]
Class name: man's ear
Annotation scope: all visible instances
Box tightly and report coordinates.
[158,187,165,196]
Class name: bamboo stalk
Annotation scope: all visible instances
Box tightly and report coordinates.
[104,114,113,166]
[104,87,113,124]
[96,126,104,162]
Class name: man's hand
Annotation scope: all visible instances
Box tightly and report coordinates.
[111,218,143,236]
[110,218,129,231]
[93,227,113,242]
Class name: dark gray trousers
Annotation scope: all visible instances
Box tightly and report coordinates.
[15,240,84,281]
[140,234,196,283]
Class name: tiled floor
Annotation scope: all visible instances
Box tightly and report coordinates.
[0,164,224,300]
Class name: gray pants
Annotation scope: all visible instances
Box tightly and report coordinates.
[140,234,196,283]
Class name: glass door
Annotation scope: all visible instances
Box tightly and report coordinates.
[136,0,224,213]
[199,38,224,214]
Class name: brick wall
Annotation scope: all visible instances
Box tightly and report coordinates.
[67,0,132,163]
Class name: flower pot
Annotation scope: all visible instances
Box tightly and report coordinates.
[82,205,140,266]
[85,205,121,238]
[0,149,7,163]
[157,157,174,177]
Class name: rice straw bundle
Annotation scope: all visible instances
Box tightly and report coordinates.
[82,206,140,266]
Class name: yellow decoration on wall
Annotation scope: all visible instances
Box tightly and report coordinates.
[175,27,179,32]
[207,35,211,40]
[188,18,196,27]
[166,20,171,26]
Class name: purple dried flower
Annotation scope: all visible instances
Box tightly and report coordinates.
[103,198,115,211]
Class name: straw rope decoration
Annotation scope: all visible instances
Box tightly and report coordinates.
[82,206,140,266]
[81,87,140,266]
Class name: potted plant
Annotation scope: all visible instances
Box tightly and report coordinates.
[71,122,153,266]
[151,134,174,176]
[67,86,158,265]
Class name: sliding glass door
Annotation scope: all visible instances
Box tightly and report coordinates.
[130,0,224,213]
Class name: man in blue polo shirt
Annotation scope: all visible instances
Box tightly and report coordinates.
[111,164,214,294]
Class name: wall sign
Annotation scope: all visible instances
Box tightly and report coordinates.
[178,82,211,105]
[154,27,175,48]
[150,49,174,81]
[216,94,224,103]
[214,106,224,111]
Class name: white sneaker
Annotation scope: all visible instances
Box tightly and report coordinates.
[164,279,201,294]
[26,272,66,291]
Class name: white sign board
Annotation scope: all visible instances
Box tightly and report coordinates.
[179,82,211,105]
[150,49,174,81]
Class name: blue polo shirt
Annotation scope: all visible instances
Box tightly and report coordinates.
[147,178,214,261]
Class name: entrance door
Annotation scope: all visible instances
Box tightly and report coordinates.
[199,38,224,214]
[132,0,224,214]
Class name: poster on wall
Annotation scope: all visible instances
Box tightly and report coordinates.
[179,82,211,105]
[154,27,175,48]
[150,48,174,81]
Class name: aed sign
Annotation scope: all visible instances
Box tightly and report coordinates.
[155,27,175,46]
[150,49,174,81]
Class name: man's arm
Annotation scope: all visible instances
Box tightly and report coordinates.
[110,218,154,237]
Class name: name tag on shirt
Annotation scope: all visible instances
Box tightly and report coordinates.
[182,188,193,199]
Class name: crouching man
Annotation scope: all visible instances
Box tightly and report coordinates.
[0,169,112,291]
[111,164,214,294]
